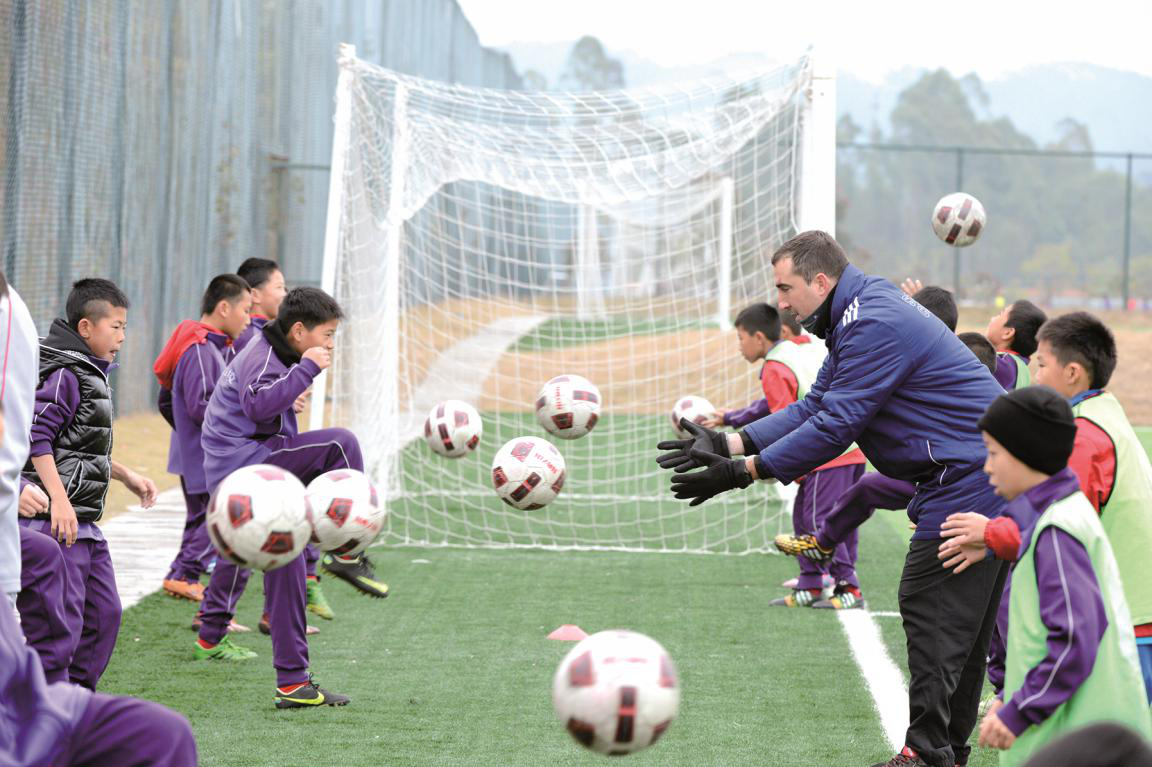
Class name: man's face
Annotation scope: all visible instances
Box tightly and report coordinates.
[79,305,128,361]
[1033,339,1085,398]
[288,319,340,355]
[774,256,831,321]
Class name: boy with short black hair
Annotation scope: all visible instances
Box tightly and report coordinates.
[20,278,158,690]
[195,287,385,707]
[911,286,958,332]
[702,302,868,609]
[986,300,1046,390]
[941,312,1152,702]
[234,258,286,353]
[154,274,252,602]
[958,332,998,376]
[974,386,1150,763]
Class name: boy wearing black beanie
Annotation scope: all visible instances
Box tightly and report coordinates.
[971,387,1150,765]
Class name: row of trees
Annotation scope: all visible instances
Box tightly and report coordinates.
[836,69,1151,306]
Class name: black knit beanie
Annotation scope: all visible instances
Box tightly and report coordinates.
[978,386,1077,475]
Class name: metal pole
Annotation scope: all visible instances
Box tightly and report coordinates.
[1123,153,1133,311]
[953,148,964,299]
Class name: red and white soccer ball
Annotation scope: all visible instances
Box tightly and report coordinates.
[931,192,986,247]
[536,374,602,440]
[490,436,566,510]
[424,399,483,458]
[206,464,311,571]
[669,395,717,438]
[305,469,386,557]
[552,629,680,756]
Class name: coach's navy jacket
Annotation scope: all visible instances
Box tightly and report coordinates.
[744,264,1005,539]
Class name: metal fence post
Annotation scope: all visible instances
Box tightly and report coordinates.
[1123,153,1133,311]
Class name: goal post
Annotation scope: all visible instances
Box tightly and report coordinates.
[319,47,833,554]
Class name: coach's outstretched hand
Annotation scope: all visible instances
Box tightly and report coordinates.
[656,419,730,472]
[669,449,753,506]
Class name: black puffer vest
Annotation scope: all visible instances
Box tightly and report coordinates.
[22,319,114,522]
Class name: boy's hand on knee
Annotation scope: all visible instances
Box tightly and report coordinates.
[50,497,78,546]
[940,511,989,547]
[303,347,332,371]
[18,484,49,518]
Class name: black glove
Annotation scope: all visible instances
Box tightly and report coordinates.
[669,449,754,506]
[656,419,730,472]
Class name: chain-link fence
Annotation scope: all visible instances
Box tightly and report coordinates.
[1,0,521,413]
[836,142,1152,309]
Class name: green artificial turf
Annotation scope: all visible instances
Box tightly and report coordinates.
[509,316,708,353]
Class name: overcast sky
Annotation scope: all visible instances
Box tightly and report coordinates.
[457,0,1152,81]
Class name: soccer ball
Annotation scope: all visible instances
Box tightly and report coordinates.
[552,629,680,756]
[931,192,986,247]
[305,469,386,557]
[206,464,311,571]
[535,374,602,440]
[491,436,566,510]
[424,400,483,458]
[669,395,717,438]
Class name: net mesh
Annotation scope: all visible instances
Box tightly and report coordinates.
[331,52,816,553]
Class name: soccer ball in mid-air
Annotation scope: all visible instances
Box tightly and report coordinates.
[206,464,311,571]
[305,469,386,557]
[931,192,986,247]
[536,374,602,440]
[491,436,566,510]
[552,629,680,756]
[669,395,717,438]
[424,400,483,458]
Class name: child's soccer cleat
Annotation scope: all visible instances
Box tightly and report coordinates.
[320,553,389,599]
[813,581,865,610]
[274,676,350,709]
[774,533,834,563]
[193,636,257,661]
[258,613,319,636]
[871,747,929,767]
[306,577,335,620]
[768,588,821,608]
[163,579,205,602]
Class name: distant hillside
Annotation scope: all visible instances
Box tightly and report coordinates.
[501,41,1151,176]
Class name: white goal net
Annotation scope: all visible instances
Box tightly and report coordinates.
[322,46,828,554]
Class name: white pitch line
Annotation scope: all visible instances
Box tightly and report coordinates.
[103,487,187,609]
[837,610,908,753]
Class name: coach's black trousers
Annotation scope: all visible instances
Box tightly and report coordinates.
[899,540,1008,767]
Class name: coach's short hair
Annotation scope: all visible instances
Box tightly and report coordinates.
[66,278,130,330]
[734,303,782,343]
[276,287,344,333]
[771,230,849,283]
[912,286,958,332]
[958,332,997,375]
[237,258,281,290]
[1006,299,1047,357]
[200,274,251,316]
[1037,312,1117,390]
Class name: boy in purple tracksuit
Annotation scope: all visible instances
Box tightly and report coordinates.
[154,275,252,602]
[20,279,159,691]
[234,258,350,627]
[986,300,1046,391]
[0,592,197,766]
[194,287,378,708]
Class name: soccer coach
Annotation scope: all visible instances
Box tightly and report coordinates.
[658,231,1007,767]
